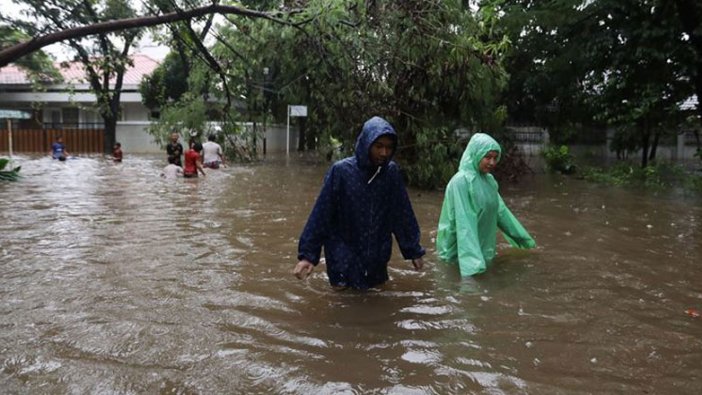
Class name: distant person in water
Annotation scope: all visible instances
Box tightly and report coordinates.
[183,142,206,178]
[112,142,123,162]
[161,156,183,179]
[166,131,183,167]
[436,133,536,278]
[50,136,70,161]
[202,134,225,169]
[294,116,425,290]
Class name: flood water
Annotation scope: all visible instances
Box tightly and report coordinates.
[1,154,701,394]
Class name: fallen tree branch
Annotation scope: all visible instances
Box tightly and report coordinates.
[0,4,290,68]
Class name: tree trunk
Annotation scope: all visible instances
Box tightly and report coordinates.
[640,125,650,168]
[648,129,660,162]
[102,94,122,154]
[103,115,117,155]
[298,116,306,151]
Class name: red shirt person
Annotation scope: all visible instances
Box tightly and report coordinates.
[183,142,207,178]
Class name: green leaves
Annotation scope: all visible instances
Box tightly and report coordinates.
[541,144,575,174]
[0,158,22,182]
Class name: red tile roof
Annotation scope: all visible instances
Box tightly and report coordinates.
[0,53,160,86]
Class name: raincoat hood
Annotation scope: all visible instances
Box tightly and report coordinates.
[354,116,398,169]
[459,133,502,173]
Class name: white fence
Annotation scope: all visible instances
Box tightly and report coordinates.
[116,121,699,163]
[507,125,700,163]
[115,121,300,154]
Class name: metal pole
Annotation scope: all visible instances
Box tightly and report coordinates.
[286,105,290,156]
[7,119,12,157]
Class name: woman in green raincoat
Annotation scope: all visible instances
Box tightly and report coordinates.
[436,133,536,277]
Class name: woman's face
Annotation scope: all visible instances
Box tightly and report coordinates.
[479,150,499,173]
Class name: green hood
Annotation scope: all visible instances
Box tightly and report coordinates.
[458,133,502,173]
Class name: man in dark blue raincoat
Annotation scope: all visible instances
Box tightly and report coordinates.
[294,116,425,289]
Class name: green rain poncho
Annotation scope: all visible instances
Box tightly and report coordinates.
[436,133,536,277]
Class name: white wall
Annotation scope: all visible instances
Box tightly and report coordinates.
[116,121,161,154]
[122,103,150,121]
[258,123,300,153]
[115,121,301,155]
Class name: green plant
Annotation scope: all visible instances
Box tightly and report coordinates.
[0,158,21,181]
[402,127,464,189]
[581,162,702,192]
[541,144,575,174]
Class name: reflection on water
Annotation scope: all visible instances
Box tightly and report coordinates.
[1,154,701,394]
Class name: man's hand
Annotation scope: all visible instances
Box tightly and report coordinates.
[294,259,315,279]
[411,257,424,271]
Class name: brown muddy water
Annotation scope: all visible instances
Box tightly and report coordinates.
[1,154,701,394]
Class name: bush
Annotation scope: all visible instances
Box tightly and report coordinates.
[541,145,576,174]
[0,158,21,181]
[402,127,464,189]
[581,162,702,192]
[401,128,533,189]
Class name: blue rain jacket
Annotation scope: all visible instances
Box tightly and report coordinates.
[298,116,425,289]
[436,133,536,277]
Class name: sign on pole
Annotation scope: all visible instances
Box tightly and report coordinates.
[0,109,31,158]
[0,110,32,120]
[286,105,308,156]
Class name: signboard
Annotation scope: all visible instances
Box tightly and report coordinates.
[1,109,32,157]
[0,109,32,119]
[289,105,307,117]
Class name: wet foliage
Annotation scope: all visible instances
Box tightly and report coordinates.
[581,162,702,193]
[0,158,21,182]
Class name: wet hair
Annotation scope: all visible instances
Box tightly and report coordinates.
[114,142,121,148]
[193,142,203,152]
[208,134,216,142]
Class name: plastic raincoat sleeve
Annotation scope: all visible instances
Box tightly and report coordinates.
[391,174,426,260]
[497,194,536,249]
[297,167,336,265]
[436,179,487,276]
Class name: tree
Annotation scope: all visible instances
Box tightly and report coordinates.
[0,3,282,68]
[672,0,702,153]
[3,0,143,153]
[139,51,189,110]
[0,1,290,154]
[206,0,509,187]
[491,0,696,167]
[488,0,601,142]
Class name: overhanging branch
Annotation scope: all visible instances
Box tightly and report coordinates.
[0,4,289,68]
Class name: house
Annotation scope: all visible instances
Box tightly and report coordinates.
[0,54,162,154]
[0,53,302,156]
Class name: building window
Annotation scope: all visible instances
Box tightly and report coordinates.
[50,110,61,129]
[62,108,79,128]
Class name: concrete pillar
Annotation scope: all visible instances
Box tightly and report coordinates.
[676,132,685,162]
[542,127,550,146]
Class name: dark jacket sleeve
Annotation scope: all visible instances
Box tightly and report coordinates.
[390,169,425,260]
[297,166,337,265]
